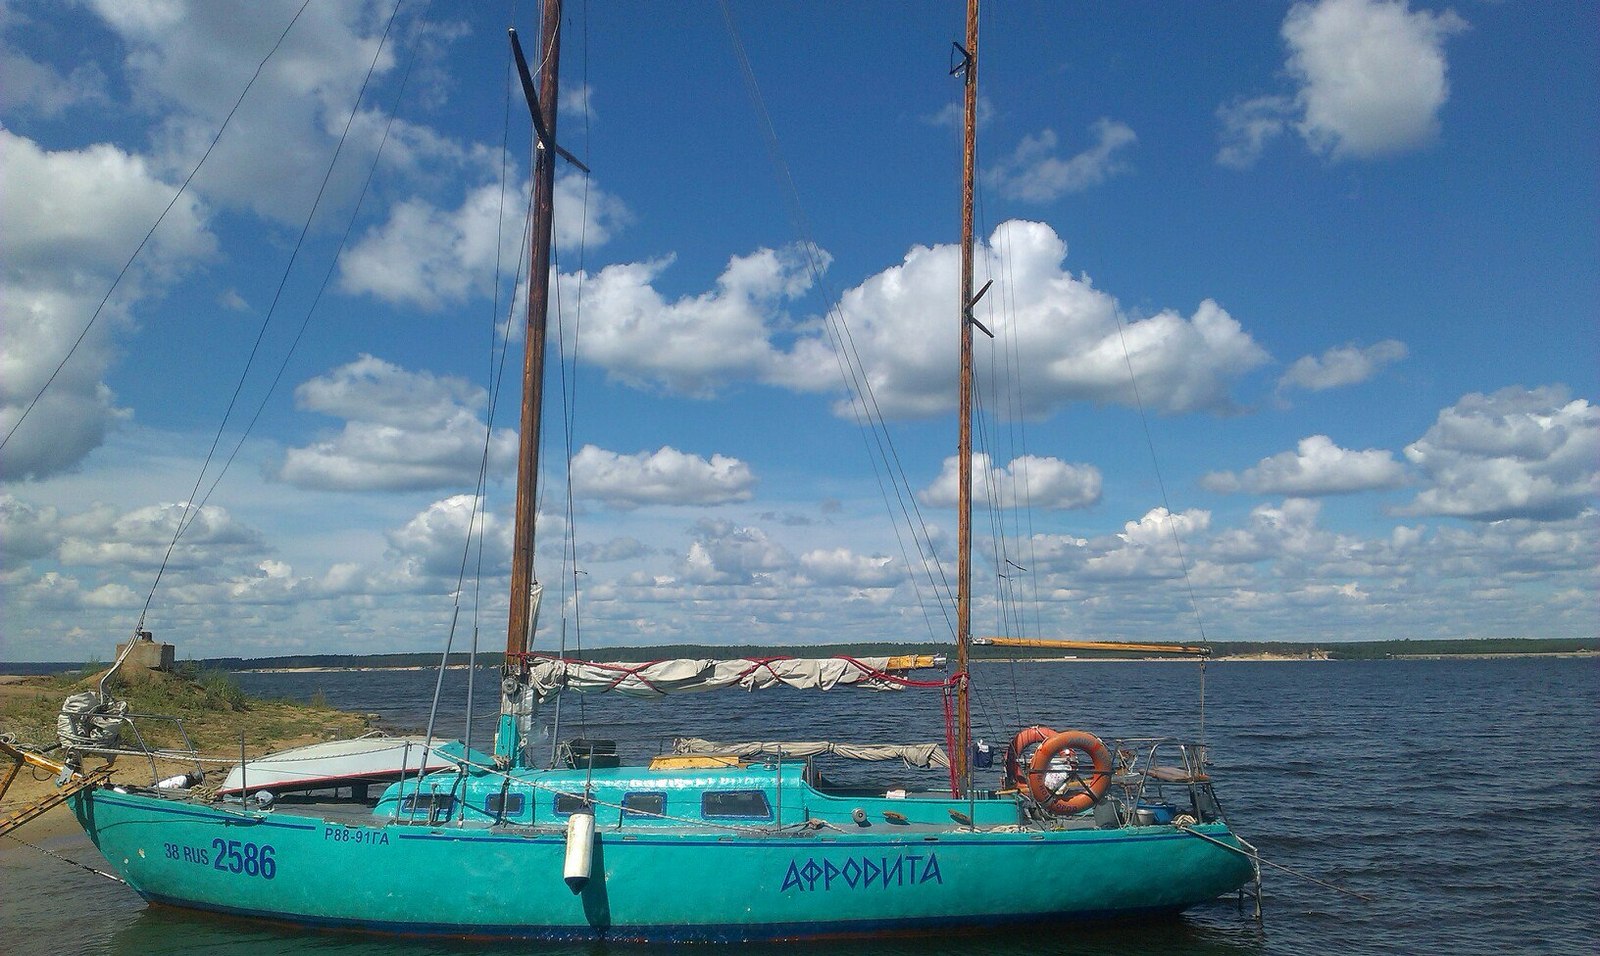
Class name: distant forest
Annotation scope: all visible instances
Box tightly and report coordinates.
[191,636,1596,671]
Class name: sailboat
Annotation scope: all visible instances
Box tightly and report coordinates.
[53,0,1259,941]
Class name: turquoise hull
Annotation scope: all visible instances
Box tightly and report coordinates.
[70,785,1255,942]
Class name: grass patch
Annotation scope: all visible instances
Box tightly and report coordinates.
[1,667,371,767]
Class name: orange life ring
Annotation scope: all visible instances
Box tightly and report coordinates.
[1005,725,1056,790]
[1027,729,1112,815]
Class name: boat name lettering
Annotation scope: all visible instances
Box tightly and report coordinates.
[781,852,942,892]
[208,838,276,879]
[323,825,390,846]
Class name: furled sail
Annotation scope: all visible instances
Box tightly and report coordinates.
[524,654,944,701]
[672,737,950,769]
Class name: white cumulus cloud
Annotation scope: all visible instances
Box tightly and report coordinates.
[680,518,792,585]
[384,494,507,584]
[278,355,517,491]
[798,549,905,588]
[569,445,757,510]
[1080,507,1213,581]
[1218,0,1467,166]
[1399,386,1598,521]
[1285,0,1468,159]
[88,0,402,223]
[0,128,215,480]
[557,221,1266,420]
[920,453,1102,511]
[55,500,264,572]
[571,244,827,397]
[1279,340,1407,392]
[986,120,1137,202]
[1216,95,1295,170]
[808,220,1269,419]
[1203,435,1407,496]
[339,174,628,310]
[0,5,109,118]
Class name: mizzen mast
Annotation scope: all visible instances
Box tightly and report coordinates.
[953,0,980,796]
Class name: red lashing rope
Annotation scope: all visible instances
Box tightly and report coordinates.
[940,676,964,795]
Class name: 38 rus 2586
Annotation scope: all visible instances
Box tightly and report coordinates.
[163,839,277,879]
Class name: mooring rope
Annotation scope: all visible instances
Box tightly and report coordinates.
[1176,823,1372,902]
[2,833,125,884]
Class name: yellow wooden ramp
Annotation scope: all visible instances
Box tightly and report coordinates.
[0,739,111,838]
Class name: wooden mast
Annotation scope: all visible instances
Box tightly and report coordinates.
[954,0,978,796]
[506,0,560,659]
[498,0,562,766]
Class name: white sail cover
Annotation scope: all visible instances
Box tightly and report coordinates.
[672,737,950,769]
[525,655,941,701]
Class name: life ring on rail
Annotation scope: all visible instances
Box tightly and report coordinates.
[1027,730,1112,816]
[1004,725,1056,790]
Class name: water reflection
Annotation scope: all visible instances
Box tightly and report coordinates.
[100,899,1267,956]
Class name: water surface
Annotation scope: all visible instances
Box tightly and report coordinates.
[4,657,1595,955]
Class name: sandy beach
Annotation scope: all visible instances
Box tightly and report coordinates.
[1,670,372,845]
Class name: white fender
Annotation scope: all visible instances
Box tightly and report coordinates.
[563,807,595,893]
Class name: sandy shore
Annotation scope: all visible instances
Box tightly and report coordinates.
[2,671,370,846]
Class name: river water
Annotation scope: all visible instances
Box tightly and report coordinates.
[3,657,1596,955]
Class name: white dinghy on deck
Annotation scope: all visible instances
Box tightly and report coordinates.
[217,733,453,796]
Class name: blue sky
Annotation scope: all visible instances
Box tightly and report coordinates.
[2,0,1595,663]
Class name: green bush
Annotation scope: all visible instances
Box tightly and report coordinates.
[197,670,247,711]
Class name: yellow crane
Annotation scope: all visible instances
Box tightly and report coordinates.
[972,637,1211,656]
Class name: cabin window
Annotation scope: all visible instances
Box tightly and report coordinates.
[702,790,771,819]
[554,793,589,815]
[486,792,525,815]
[399,793,455,823]
[622,791,666,818]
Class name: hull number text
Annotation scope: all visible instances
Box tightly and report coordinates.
[324,825,391,846]
[192,838,277,879]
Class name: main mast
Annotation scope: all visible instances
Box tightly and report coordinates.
[498,0,563,767]
[954,0,979,796]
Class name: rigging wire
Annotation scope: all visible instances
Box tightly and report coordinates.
[994,219,1049,681]
[134,0,411,634]
[718,0,955,643]
[0,0,316,458]
[968,188,1025,732]
[1108,308,1212,736]
[461,0,537,753]
[968,105,1031,735]
[550,0,596,739]
[177,2,425,541]
[964,12,1214,740]
[971,371,1023,731]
